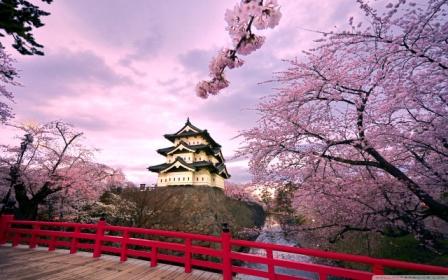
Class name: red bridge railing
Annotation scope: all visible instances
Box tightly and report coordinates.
[0,214,447,279]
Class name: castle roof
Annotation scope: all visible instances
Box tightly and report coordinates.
[157,141,223,160]
[148,156,230,179]
[163,119,221,148]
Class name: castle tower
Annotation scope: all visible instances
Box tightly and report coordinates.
[148,118,230,188]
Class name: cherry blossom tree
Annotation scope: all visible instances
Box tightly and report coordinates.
[0,47,18,123]
[239,0,448,246]
[196,0,281,98]
[41,166,127,220]
[224,181,254,202]
[0,121,120,220]
[0,0,53,123]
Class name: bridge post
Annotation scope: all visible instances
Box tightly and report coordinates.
[93,218,106,258]
[373,264,384,275]
[266,248,275,279]
[29,224,40,249]
[120,229,129,262]
[221,223,232,280]
[184,237,192,273]
[0,214,14,244]
[150,246,158,267]
[70,225,80,254]
[48,235,56,251]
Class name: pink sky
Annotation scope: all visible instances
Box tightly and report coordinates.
[0,0,363,184]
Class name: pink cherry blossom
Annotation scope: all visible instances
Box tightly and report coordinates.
[238,0,448,246]
[0,121,123,219]
[253,0,282,29]
[237,34,265,55]
[0,47,19,123]
[196,0,282,98]
[208,48,244,75]
[195,77,230,98]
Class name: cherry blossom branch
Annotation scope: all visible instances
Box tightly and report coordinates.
[196,0,281,98]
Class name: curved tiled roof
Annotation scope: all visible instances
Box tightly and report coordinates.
[157,142,220,158]
[148,157,231,178]
[164,130,221,148]
[163,119,221,148]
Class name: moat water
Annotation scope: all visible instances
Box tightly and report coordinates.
[236,216,318,280]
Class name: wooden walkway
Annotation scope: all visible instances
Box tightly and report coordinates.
[0,245,222,280]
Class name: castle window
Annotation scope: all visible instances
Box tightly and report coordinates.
[165,179,167,182]
[196,177,198,181]
[202,177,204,181]
[183,177,185,181]
[169,178,171,181]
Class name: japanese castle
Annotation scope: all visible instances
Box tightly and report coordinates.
[148,119,230,189]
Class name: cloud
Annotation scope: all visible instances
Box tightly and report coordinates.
[178,49,215,77]
[8,48,137,133]
[58,1,155,46]
[63,114,113,132]
[58,0,229,50]
[16,49,133,101]
[157,78,178,86]
[195,51,287,129]
[227,166,252,183]
[120,32,164,66]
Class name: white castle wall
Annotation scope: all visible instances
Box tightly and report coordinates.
[167,152,194,163]
[155,129,226,189]
[158,171,194,187]
[174,136,207,146]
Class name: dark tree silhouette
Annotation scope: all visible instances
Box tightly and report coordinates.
[0,0,53,55]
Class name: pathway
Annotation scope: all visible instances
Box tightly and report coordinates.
[0,245,221,280]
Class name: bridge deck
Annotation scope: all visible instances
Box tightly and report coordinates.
[0,245,222,280]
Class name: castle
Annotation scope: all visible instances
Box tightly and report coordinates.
[148,119,230,188]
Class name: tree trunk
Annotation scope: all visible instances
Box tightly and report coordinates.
[365,147,448,223]
[13,178,63,220]
[17,201,39,220]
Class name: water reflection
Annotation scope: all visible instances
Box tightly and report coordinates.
[236,216,318,280]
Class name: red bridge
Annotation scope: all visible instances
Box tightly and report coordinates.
[1,214,447,279]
